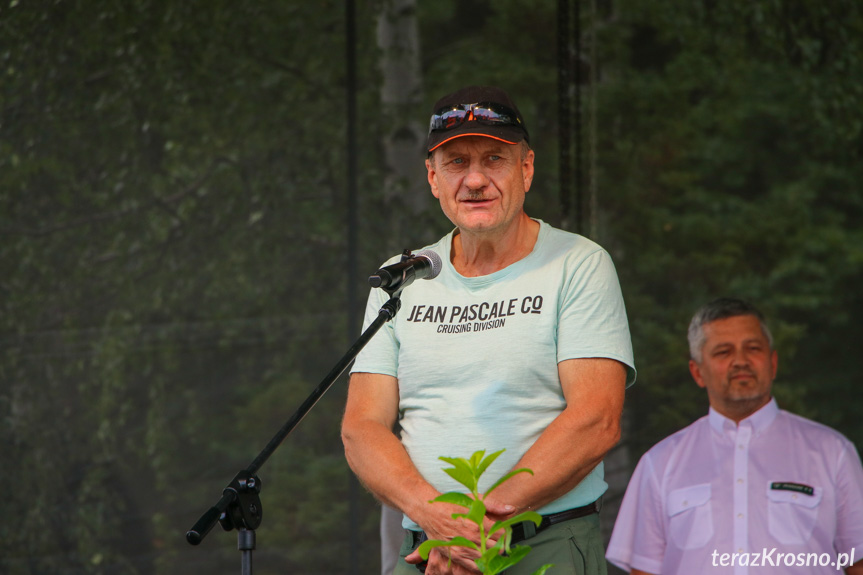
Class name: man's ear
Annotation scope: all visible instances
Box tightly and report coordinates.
[689,359,706,389]
[426,157,440,199]
[522,149,535,192]
[770,349,778,380]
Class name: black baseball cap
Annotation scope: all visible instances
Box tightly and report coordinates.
[426,86,530,153]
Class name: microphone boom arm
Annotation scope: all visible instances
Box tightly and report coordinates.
[186,293,403,549]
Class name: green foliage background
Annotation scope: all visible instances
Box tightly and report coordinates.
[1,1,861,574]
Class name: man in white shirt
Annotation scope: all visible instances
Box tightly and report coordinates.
[606,298,863,574]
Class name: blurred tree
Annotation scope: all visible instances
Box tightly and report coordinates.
[1,1,382,573]
[596,0,863,457]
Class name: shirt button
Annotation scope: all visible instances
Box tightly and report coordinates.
[682,501,688,507]
[737,513,744,519]
[737,478,744,484]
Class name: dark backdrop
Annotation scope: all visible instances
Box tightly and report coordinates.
[2,1,861,573]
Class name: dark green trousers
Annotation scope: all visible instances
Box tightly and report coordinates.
[393,513,607,575]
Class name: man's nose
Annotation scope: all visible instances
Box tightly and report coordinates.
[731,348,750,366]
[463,165,489,189]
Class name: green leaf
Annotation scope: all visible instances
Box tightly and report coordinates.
[439,455,468,467]
[485,467,534,496]
[486,512,542,553]
[476,544,533,575]
[417,536,479,560]
[451,498,486,525]
[489,531,513,553]
[468,450,487,470]
[489,510,543,534]
[431,491,473,509]
[439,456,478,491]
[476,449,505,477]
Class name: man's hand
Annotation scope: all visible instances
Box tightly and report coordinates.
[343,373,505,574]
[484,498,518,523]
[406,547,477,575]
[404,501,488,574]
[404,498,517,574]
[846,559,863,575]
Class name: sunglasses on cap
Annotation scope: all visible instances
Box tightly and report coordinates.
[428,102,525,132]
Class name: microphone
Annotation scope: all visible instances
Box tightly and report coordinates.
[368,250,443,290]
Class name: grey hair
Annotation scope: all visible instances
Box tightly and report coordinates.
[687,298,774,362]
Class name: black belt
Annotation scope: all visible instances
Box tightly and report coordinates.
[510,501,599,543]
[409,500,599,548]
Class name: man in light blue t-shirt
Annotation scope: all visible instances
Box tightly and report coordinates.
[341,85,635,575]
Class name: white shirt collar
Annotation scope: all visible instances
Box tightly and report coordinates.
[708,396,779,436]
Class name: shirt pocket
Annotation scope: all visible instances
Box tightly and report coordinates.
[766,482,822,545]
[666,483,713,550]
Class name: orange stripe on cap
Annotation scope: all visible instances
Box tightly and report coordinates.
[428,132,519,152]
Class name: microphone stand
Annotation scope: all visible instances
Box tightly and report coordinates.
[186,253,417,575]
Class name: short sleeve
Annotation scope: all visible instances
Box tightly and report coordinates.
[350,283,399,378]
[556,249,636,385]
[606,453,667,574]
[834,439,863,560]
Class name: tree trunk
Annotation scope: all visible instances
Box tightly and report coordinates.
[377,0,430,254]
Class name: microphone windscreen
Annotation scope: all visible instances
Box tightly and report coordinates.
[416,250,443,280]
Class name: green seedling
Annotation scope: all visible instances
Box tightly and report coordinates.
[417,449,553,575]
